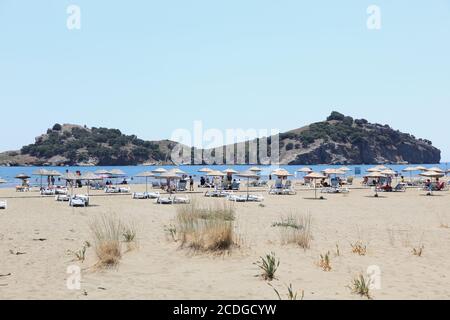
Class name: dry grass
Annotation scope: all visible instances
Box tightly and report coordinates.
[270,283,304,301]
[272,213,313,249]
[317,251,332,272]
[176,200,236,252]
[90,214,123,267]
[351,241,368,256]
[348,274,372,300]
[67,241,91,263]
[437,213,449,229]
[413,245,424,257]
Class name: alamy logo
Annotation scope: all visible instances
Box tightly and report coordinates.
[66,265,81,290]
[170,121,280,166]
[367,265,382,290]
[367,5,382,30]
[67,5,81,30]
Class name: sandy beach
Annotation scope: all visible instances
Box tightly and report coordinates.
[1,181,449,300]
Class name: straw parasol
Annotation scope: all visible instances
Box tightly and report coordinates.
[236,171,260,200]
[419,171,444,178]
[154,171,182,193]
[367,167,382,173]
[61,172,81,196]
[272,169,293,177]
[375,165,388,170]
[223,168,239,174]
[426,167,444,173]
[415,166,427,171]
[380,169,396,176]
[365,172,386,197]
[304,172,327,199]
[206,170,226,177]
[15,173,31,180]
[109,169,126,176]
[338,167,351,172]
[33,169,61,188]
[322,168,346,175]
[135,171,155,193]
[420,171,445,195]
[80,172,102,196]
[152,168,168,174]
[95,169,111,175]
[297,167,313,173]
[402,166,418,182]
[169,168,186,175]
[0,178,7,184]
[198,167,213,173]
[249,167,263,172]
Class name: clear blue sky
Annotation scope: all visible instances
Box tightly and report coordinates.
[1,0,449,160]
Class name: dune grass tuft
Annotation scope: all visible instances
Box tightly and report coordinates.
[348,274,372,300]
[176,200,236,252]
[272,213,313,249]
[255,252,280,281]
[351,241,368,256]
[317,251,332,272]
[90,214,123,267]
[270,283,304,300]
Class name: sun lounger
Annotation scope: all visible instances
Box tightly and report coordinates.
[0,200,7,209]
[321,186,350,194]
[205,190,231,198]
[55,187,68,195]
[69,195,89,207]
[105,186,131,194]
[132,191,161,199]
[55,194,70,202]
[16,186,29,192]
[40,188,56,196]
[155,195,190,205]
[227,194,264,202]
[177,181,187,192]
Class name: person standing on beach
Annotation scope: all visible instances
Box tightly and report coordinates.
[189,176,194,191]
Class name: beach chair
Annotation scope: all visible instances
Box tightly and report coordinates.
[392,183,407,192]
[40,188,56,196]
[155,196,174,204]
[16,186,30,192]
[55,187,68,195]
[177,180,187,192]
[205,190,231,198]
[0,200,7,209]
[69,195,89,207]
[132,192,150,199]
[227,194,247,202]
[346,177,354,185]
[173,196,190,204]
[231,181,240,190]
[55,194,70,202]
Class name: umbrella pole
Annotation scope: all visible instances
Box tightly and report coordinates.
[247,178,250,200]
[146,177,148,193]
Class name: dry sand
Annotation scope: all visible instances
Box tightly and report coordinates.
[0,181,449,300]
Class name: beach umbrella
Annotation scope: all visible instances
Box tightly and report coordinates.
[80,172,102,196]
[415,166,427,171]
[206,170,226,177]
[15,173,31,180]
[152,168,168,174]
[249,166,263,172]
[109,169,126,176]
[426,167,444,173]
[419,171,444,178]
[420,171,445,196]
[402,166,418,182]
[33,169,61,188]
[236,171,260,200]
[367,167,382,173]
[304,172,327,199]
[339,167,351,172]
[0,178,6,184]
[198,167,213,173]
[375,165,388,170]
[61,172,81,196]
[272,169,293,178]
[322,168,346,175]
[135,171,155,193]
[380,169,396,176]
[95,169,111,175]
[169,168,186,175]
[154,172,181,193]
[223,168,239,174]
[297,167,313,173]
[365,172,387,197]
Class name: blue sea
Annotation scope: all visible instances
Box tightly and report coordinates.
[0,164,448,188]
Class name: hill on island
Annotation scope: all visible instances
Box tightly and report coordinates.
[0,112,441,166]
